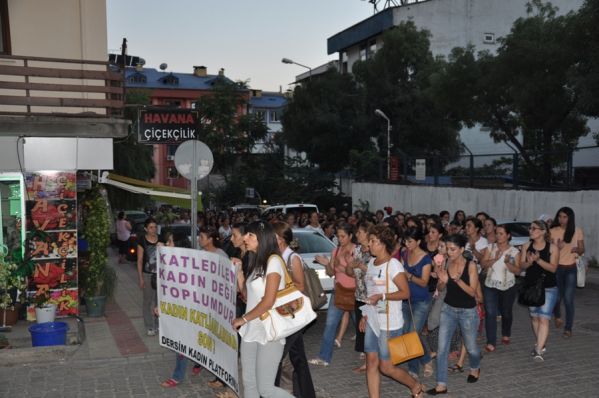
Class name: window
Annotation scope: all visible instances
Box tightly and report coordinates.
[253,110,266,121]
[128,72,147,84]
[483,33,495,44]
[167,144,178,157]
[270,110,280,123]
[0,0,11,54]
[368,40,377,59]
[359,44,367,61]
[159,73,179,86]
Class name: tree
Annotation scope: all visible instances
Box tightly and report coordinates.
[281,70,369,172]
[353,22,463,163]
[462,1,589,184]
[107,89,156,210]
[195,79,269,180]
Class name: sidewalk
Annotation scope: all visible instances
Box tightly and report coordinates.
[1,250,598,397]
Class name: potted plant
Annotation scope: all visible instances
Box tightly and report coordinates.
[81,186,116,317]
[33,290,57,323]
[0,255,27,328]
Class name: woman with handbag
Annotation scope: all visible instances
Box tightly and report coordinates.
[359,224,424,398]
[427,234,481,395]
[519,220,558,362]
[231,221,294,398]
[309,223,357,367]
[550,207,585,338]
[402,227,434,379]
[272,222,316,398]
[480,224,521,352]
[346,220,373,373]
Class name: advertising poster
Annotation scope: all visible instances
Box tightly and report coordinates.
[157,246,239,395]
[25,171,78,320]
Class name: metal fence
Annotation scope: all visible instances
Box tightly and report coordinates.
[364,145,599,190]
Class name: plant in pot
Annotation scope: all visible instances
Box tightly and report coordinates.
[33,290,57,324]
[82,186,116,317]
[0,255,27,328]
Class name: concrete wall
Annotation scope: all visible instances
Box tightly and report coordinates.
[8,0,107,61]
[352,182,599,260]
[344,0,583,72]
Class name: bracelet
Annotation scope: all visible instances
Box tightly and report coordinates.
[242,316,249,324]
[382,293,386,301]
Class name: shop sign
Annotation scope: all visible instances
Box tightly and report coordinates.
[138,108,200,144]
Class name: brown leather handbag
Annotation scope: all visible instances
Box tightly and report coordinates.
[385,264,424,365]
[334,282,356,311]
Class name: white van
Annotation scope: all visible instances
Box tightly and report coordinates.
[261,204,319,219]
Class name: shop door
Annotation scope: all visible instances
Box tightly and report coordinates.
[0,178,25,258]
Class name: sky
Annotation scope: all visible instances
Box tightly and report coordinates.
[106,0,374,92]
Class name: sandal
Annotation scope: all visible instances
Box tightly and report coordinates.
[555,317,564,329]
[411,383,425,398]
[501,337,510,345]
[426,387,448,395]
[192,365,202,375]
[423,362,434,377]
[160,378,179,388]
[216,389,237,398]
[484,344,496,352]
[563,330,572,339]
[353,363,367,374]
[448,364,464,373]
[208,378,225,389]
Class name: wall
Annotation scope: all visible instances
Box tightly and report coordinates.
[352,182,599,260]
[344,0,583,72]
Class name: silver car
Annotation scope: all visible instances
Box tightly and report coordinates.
[292,228,336,309]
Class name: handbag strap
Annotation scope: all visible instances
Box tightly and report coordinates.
[268,254,294,289]
[386,260,417,338]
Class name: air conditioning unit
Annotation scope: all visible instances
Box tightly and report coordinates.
[166,155,175,161]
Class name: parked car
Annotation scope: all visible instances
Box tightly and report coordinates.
[262,204,319,220]
[291,228,336,310]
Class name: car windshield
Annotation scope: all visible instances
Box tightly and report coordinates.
[294,231,334,254]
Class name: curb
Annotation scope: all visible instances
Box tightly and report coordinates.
[0,344,79,366]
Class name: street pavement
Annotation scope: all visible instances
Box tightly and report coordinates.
[1,247,598,397]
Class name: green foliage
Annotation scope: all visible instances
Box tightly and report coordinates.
[82,186,115,298]
[195,80,269,178]
[108,89,156,210]
[0,256,26,310]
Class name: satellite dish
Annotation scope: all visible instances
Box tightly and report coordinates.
[138,58,146,66]
[159,63,168,71]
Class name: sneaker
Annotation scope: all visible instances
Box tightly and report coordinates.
[308,358,329,367]
[147,329,156,336]
[533,351,544,362]
[530,346,546,356]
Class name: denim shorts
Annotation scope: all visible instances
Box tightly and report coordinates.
[529,287,558,320]
[364,323,403,361]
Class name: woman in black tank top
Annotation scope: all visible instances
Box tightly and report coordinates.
[427,234,481,395]
[519,220,558,362]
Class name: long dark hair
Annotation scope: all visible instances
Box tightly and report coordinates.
[245,221,280,278]
[552,206,575,243]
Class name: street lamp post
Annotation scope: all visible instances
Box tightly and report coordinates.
[374,109,392,181]
[281,57,312,80]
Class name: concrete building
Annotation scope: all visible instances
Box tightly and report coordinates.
[248,90,287,154]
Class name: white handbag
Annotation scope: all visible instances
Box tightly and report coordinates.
[576,256,586,288]
[260,255,317,341]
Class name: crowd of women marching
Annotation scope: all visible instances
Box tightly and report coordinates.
[133,204,584,397]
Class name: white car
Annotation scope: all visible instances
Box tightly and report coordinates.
[495,220,531,250]
[291,228,336,310]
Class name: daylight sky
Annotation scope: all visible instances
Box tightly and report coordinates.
[106,0,373,92]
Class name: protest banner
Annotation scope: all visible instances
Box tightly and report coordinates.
[157,246,239,394]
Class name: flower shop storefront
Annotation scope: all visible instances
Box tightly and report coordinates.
[0,137,114,325]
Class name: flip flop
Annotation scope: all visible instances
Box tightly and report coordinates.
[484,344,496,352]
[160,379,179,388]
[448,363,464,373]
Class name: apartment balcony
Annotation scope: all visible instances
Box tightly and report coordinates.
[0,55,129,138]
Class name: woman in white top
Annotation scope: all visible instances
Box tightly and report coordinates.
[232,221,293,398]
[116,211,132,264]
[359,225,423,398]
[480,224,521,351]
[272,221,316,398]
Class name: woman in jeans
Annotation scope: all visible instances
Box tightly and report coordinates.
[520,220,559,361]
[309,223,357,366]
[272,222,316,398]
[480,224,520,351]
[550,207,585,338]
[232,221,293,398]
[427,234,480,395]
[402,227,434,379]
[360,225,423,398]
